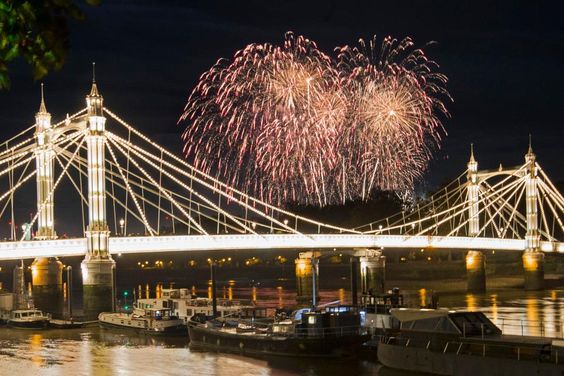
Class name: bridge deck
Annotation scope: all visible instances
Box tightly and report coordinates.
[0,234,561,260]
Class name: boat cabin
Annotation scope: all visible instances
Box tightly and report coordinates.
[133,307,176,320]
[136,289,258,322]
[361,287,404,314]
[391,308,502,336]
[293,306,362,337]
[12,310,46,319]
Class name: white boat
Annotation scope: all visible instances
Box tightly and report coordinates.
[99,307,186,336]
[7,309,50,329]
[136,288,258,323]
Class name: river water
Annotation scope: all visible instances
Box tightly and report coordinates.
[1,287,563,375]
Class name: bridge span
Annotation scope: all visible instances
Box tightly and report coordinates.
[0,234,562,260]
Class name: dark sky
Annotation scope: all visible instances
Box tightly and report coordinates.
[0,0,562,192]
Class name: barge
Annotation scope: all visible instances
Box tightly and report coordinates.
[188,306,370,357]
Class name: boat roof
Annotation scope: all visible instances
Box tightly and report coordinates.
[12,309,42,313]
[391,308,452,321]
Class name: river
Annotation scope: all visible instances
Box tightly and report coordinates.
[1,287,563,375]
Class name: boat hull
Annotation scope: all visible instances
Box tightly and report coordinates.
[378,342,564,376]
[188,324,369,357]
[99,320,187,336]
[7,319,49,330]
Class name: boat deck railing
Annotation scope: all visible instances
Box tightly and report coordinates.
[207,320,367,338]
[274,325,368,338]
[366,315,564,339]
[384,335,564,365]
[492,317,564,338]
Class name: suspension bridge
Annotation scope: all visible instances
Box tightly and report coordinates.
[0,79,562,315]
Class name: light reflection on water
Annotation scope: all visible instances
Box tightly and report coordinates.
[440,289,564,338]
[1,287,564,375]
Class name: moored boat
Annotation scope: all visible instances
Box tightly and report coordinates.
[188,305,370,357]
[99,306,186,336]
[136,288,258,324]
[377,308,564,376]
[7,309,50,329]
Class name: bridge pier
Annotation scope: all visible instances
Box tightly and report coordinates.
[350,257,359,306]
[465,250,486,293]
[356,249,386,295]
[81,258,116,319]
[523,251,544,291]
[31,257,64,317]
[13,262,27,310]
[295,252,319,307]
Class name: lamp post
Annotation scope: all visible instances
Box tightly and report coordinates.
[119,218,125,237]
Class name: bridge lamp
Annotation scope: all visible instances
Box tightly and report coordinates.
[283,219,289,226]
[119,218,125,236]
[251,222,256,230]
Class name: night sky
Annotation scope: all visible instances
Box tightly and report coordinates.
[0,0,562,192]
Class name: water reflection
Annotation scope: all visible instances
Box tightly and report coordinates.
[418,288,426,307]
[447,289,564,338]
[465,294,477,311]
[338,288,345,304]
[30,333,43,367]
[277,286,283,308]
[490,294,498,322]
[526,295,540,336]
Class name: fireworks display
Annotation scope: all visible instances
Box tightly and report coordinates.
[179,32,451,206]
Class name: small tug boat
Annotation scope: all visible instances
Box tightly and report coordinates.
[377,308,564,376]
[7,309,50,329]
[99,305,186,336]
[188,305,370,357]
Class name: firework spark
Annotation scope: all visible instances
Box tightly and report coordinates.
[336,36,451,201]
[180,33,451,206]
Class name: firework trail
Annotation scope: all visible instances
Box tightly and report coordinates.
[180,33,451,206]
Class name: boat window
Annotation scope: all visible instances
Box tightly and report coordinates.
[308,316,316,325]
[449,312,501,335]
[403,317,459,333]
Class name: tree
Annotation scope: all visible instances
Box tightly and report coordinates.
[0,0,100,89]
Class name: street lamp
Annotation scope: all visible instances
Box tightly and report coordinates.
[119,218,125,236]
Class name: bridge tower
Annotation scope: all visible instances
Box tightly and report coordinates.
[465,145,486,292]
[31,85,64,317]
[522,141,544,290]
[80,76,116,318]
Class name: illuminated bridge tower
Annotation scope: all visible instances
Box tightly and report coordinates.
[522,142,544,290]
[465,145,486,292]
[31,86,64,317]
[81,78,116,318]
